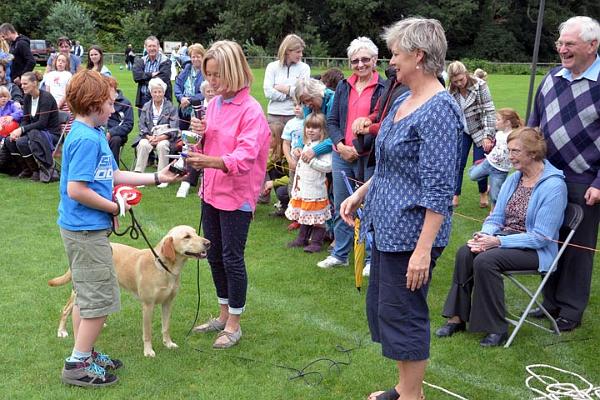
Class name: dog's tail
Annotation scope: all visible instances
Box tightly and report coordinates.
[48,269,72,287]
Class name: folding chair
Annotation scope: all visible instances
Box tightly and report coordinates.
[51,111,71,161]
[47,111,71,176]
[502,203,584,348]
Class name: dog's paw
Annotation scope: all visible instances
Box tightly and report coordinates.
[144,348,156,357]
[57,329,69,338]
[164,341,178,349]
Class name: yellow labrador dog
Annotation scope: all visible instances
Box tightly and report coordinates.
[48,225,210,357]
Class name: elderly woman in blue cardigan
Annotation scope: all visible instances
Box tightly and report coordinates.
[436,127,568,347]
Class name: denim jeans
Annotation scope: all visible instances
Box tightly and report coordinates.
[468,159,508,205]
[455,132,487,195]
[201,201,252,314]
[331,151,374,262]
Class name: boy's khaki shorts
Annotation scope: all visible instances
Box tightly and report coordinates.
[60,228,120,318]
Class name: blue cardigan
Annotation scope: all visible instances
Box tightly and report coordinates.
[174,64,204,104]
[481,160,568,272]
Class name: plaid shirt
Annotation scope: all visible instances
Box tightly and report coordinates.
[529,57,600,188]
[140,54,162,95]
[450,77,496,146]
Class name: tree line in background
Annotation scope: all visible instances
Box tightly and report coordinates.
[1,0,598,62]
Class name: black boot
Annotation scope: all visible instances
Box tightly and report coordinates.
[287,224,311,248]
[22,156,40,181]
[304,226,326,253]
[16,157,33,179]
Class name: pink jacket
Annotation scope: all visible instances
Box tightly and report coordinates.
[200,87,271,211]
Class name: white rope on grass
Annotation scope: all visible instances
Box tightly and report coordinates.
[423,380,469,400]
[526,364,600,399]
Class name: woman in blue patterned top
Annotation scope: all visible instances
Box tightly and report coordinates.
[340,18,462,400]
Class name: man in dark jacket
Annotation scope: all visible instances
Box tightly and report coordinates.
[106,89,134,161]
[0,23,35,86]
[132,35,172,113]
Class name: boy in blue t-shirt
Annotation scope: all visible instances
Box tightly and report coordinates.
[58,71,181,388]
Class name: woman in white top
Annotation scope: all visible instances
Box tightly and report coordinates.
[263,34,311,125]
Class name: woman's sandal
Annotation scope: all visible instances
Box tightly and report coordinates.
[192,318,226,333]
[212,328,242,349]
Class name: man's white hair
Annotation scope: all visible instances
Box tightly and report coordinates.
[559,16,600,45]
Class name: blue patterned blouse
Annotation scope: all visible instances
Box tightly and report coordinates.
[362,91,463,252]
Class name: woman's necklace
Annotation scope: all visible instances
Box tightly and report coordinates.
[521,164,544,186]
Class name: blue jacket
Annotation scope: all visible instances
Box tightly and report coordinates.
[174,63,204,104]
[327,74,385,146]
[481,160,568,272]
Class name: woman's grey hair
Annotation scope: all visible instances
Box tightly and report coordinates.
[294,78,326,104]
[346,36,378,59]
[200,80,210,97]
[559,16,600,45]
[148,77,167,93]
[382,17,447,75]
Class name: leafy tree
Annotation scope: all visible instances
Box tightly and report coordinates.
[0,0,54,39]
[44,0,96,46]
[120,10,153,52]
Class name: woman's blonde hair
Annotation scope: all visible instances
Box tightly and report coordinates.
[0,38,9,53]
[507,127,546,161]
[269,121,285,162]
[202,40,253,93]
[473,68,488,81]
[277,34,305,65]
[188,43,205,58]
[303,112,327,143]
[447,61,475,93]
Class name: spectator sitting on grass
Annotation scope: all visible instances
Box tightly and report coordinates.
[261,121,290,217]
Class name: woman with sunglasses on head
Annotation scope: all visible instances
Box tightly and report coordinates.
[316,37,385,271]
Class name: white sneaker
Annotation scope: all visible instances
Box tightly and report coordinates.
[157,183,169,188]
[176,182,190,198]
[317,255,348,269]
[362,262,371,277]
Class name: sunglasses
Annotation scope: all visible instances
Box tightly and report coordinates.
[350,57,372,65]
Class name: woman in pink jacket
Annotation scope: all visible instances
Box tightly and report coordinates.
[187,41,270,349]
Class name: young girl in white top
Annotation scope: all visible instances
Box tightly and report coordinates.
[44,53,72,111]
[285,112,332,253]
[469,108,523,208]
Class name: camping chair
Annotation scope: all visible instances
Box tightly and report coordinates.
[49,111,71,174]
[502,203,584,348]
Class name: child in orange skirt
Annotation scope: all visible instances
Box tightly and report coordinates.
[285,112,332,253]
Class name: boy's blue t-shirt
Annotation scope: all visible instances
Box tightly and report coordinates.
[281,117,304,150]
[57,120,118,231]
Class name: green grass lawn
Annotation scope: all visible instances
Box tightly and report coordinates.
[0,65,598,399]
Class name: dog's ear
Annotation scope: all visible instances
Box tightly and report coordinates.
[161,236,177,264]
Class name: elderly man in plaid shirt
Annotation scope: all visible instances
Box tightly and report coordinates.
[528,16,600,332]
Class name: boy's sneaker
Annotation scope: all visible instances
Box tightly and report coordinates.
[61,358,118,387]
[362,262,371,277]
[92,349,123,370]
[317,255,348,269]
